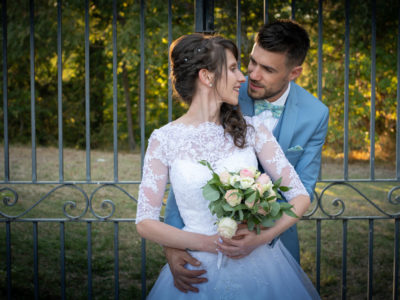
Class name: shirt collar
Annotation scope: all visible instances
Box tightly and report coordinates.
[265,83,290,106]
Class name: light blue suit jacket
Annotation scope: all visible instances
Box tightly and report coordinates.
[164,78,329,263]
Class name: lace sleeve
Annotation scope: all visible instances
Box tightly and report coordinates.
[252,117,308,201]
[135,130,169,224]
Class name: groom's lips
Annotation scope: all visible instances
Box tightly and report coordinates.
[249,81,263,89]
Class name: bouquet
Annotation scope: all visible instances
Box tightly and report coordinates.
[199,160,298,240]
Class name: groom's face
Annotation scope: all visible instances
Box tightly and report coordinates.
[247,44,293,102]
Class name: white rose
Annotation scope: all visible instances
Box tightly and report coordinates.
[217,217,238,238]
[239,177,254,189]
[229,175,241,186]
[219,171,231,186]
[267,182,276,200]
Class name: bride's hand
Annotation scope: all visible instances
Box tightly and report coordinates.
[216,225,271,259]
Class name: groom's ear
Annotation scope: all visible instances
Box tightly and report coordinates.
[288,66,303,81]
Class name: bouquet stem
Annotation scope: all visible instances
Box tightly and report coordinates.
[217,237,224,269]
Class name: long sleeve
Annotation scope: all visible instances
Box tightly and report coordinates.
[293,108,329,200]
[135,131,169,224]
[251,118,308,201]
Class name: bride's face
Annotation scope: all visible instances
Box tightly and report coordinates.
[216,50,245,106]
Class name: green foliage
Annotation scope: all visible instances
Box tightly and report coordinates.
[0,0,398,159]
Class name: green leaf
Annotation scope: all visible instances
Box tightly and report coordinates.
[247,218,255,231]
[222,203,234,211]
[274,177,282,186]
[279,202,293,209]
[261,217,275,227]
[238,209,244,221]
[270,202,281,216]
[271,211,283,220]
[245,192,257,205]
[202,184,220,201]
[198,160,213,172]
[284,210,299,218]
[279,186,290,192]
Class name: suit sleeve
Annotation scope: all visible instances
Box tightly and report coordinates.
[295,107,329,201]
[164,188,185,229]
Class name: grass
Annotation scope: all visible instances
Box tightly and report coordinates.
[0,145,399,299]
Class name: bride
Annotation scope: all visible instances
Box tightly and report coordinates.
[135,33,320,299]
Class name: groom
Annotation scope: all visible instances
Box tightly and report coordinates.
[163,19,329,293]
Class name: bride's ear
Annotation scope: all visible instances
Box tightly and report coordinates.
[198,69,214,88]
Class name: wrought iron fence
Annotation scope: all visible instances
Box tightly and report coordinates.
[0,0,399,299]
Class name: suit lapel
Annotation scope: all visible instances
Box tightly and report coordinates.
[273,82,298,152]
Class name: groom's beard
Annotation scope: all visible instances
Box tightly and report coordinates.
[247,79,288,101]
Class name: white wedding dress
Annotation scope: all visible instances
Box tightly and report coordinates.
[136,112,320,299]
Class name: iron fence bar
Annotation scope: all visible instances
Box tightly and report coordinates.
[87,221,93,299]
[394,218,399,300]
[370,0,376,180]
[317,0,323,104]
[1,178,400,185]
[57,0,63,182]
[344,0,350,180]
[112,0,118,182]
[140,1,146,298]
[236,0,241,70]
[140,0,145,170]
[30,0,37,182]
[263,0,268,24]
[291,0,295,20]
[397,0,400,181]
[168,0,172,123]
[317,0,323,181]
[60,222,66,300]
[341,219,347,300]
[114,221,119,299]
[85,0,91,182]
[1,216,398,223]
[33,222,39,300]
[367,219,374,299]
[316,219,321,293]
[2,0,9,182]
[6,221,11,300]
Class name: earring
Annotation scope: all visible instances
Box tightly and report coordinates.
[209,83,213,87]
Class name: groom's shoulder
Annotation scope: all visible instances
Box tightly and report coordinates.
[291,82,328,113]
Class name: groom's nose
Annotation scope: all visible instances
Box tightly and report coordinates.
[248,65,261,81]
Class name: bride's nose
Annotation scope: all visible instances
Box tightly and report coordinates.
[237,70,245,83]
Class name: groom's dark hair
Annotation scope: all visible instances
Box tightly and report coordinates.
[256,19,310,67]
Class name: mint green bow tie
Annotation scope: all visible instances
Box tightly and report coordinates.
[254,100,285,118]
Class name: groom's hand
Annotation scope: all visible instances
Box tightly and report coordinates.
[164,247,207,293]
[217,224,268,259]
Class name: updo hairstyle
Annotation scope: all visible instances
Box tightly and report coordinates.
[169,33,248,148]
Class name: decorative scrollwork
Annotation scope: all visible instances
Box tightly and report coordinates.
[388,185,400,205]
[0,184,90,220]
[89,184,137,220]
[309,182,399,218]
[0,187,18,207]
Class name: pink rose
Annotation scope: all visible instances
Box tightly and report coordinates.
[240,168,255,178]
[256,173,271,185]
[251,182,267,195]
[245,198,255,208]
[224,189,242,207]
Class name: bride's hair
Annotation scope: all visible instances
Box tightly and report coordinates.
[170,33,248,148]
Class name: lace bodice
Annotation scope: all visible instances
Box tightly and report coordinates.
[135,112,308,235]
